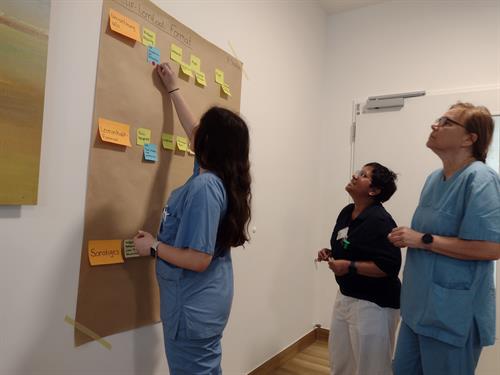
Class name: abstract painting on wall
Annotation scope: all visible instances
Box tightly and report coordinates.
[0,0,50,204]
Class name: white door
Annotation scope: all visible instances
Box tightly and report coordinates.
[353,87,500,374]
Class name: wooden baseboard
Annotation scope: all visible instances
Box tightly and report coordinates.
[247,327,329,375]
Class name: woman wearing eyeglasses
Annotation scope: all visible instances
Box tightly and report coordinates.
[389,102,500,375]
[317,163,401,375]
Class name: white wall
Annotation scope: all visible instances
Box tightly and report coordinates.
[0,0,327,374]
[314,0,500,373]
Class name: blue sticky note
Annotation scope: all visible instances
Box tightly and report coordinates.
[147,46,160,64]
[144,143,157,161]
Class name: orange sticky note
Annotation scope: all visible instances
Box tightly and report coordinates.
[98,118,132,147]
[88,240,124,266]
[109,9,140,42]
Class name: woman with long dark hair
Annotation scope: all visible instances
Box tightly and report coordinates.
[133,62,251,374]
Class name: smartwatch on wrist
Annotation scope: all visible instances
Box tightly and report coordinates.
[348,261,357,275]
[421,233,434,245]
[150,240,160,257]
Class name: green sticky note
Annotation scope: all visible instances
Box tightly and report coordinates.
[137,128,151,145]
[161,133,175,151]
[124,239,139,258]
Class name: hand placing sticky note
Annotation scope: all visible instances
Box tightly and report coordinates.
[144,143,158,161]
[195,72,207,87]
[137,128,151,145]
[221,82,232,97]
[180,63,193,77]
[176,136,188,152]
[161,133,175,150]
[109,9,140,42]
[142,28,156,47]
[98,118,131,147]
[170,43,182,64]
[88,240,124,266]
[190,55,201,72]
[147,46,160,65]
[215,68,224,84]
[124,239,140,258]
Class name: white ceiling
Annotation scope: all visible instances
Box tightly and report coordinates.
[318,0,388,14]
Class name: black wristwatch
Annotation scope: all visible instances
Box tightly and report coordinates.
[421,233,434,245]
[348,261,357,275]
[150,240,160,257]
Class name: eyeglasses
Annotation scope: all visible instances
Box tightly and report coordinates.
[354,170,370,178]
[434,116,465,128]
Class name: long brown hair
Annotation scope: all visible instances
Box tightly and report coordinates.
[450,102,494,162]
[194,107,252,248]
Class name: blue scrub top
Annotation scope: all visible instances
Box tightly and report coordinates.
[401,161,500,347]
[156,161,233,340]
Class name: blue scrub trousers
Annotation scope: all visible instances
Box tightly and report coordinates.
[393,321,482,375]
[163,320,223,375]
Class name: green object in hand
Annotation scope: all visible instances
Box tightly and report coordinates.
[342,239,350,249]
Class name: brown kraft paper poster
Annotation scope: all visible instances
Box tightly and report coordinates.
[75,0,242,346]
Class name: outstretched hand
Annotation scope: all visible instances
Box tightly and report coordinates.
[156,62,178,92]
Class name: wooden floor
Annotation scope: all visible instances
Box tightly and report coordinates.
[271,340,330,375]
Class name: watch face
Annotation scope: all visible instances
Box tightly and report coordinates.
[422,234,433,244]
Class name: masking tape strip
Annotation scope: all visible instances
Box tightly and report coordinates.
[228,41,249,80]
[64,315,112,350]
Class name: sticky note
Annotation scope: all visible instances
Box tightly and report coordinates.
[124,239,140,258]
[161,133,175,150]
[170,43,182,64]
[180,62,193,77]
[176,136,188,152]
[190,55,201,72]
[215,68,224,84]
[98,118,131,147]
[195,72,207,86]
[88,240,124,266]
[147,46,160,65]
[142,28,156,47]
[136,128,151,145]
[109,9,140,42]
[221,82,232,97]
[144,143,158,161]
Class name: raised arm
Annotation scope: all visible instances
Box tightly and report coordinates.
[156,62,197,142]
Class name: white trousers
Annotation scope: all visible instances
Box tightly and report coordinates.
[329,291,400,375]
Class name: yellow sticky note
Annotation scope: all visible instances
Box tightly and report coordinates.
[109,9,140,42]
[170,43,183,64]
[142,28,156,47]
[215,68,225,84]
[161,133,175,150]
[180,63,193,77]
[176,136,188,151]
[88,240,124,266]
[98,118,131,147]
[190,55,201,72]
[136,128,151,145]
[221,82,232,97]
[195,71,207,86]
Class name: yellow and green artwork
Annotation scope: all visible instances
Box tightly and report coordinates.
[0,0,50,204]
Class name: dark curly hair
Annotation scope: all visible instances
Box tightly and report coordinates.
[365,162,397,203]
[194,107,252,248]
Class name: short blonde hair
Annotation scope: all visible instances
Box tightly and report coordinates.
[450,102,494,162]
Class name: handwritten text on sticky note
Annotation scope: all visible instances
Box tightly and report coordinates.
[98,118,131,147]
[88,240,124,266]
